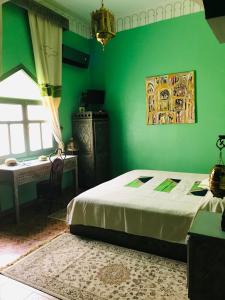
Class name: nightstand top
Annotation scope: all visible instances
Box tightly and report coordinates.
[188,211,225,240]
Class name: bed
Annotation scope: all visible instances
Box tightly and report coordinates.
[67,169,223,261]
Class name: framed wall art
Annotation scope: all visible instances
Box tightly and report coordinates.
[145,71,195,125]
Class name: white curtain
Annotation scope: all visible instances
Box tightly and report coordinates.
[28,10,64,150]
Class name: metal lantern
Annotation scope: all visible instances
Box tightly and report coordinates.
[209,135,225,198]
[91,0,116,49]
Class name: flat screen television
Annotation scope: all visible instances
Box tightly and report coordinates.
[85,90,105,105]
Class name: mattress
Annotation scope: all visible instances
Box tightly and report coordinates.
[67,169,217,244]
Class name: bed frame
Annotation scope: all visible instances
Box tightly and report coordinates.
[70,225,187,262]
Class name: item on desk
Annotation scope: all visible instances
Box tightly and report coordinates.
[4,158,18,166]
[38,155,48,161]
[66,137,78,154]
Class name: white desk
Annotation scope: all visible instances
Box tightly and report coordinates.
[0,155,78,223]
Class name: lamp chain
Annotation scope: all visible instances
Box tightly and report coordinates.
[219,149,224,165]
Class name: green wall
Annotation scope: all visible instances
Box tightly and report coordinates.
[93,13,225,176]
[61,31,90,142]
[1,3,225,212]
[2,2,35,75]
[0,3,90,211]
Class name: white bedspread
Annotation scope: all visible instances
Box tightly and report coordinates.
[67,170,216,244]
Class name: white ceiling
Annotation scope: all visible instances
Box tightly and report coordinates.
[44,0,203,22]
[35,0,204,37]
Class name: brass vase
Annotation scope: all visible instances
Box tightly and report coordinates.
[209,164,225,198]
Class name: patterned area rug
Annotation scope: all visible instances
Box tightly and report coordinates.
[2,233,188,300]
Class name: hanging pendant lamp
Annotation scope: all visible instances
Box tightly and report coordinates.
[209,135,225,198]
[209,135,225,232]
[91,0,116,49]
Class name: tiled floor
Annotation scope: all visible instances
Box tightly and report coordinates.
[0,275,57,300]
[0,191,73,300]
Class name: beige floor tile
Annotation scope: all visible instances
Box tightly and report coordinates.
[34,290,58,300]
[0,280,33,300]
[0,275,8,287]
[24,291,58,300]
[0,276,58,300]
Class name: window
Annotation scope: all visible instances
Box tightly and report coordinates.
[0,68,53,160]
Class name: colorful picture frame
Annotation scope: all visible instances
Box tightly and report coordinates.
[145,71,195,125]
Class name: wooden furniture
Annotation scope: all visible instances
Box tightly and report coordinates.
[188,211,225,300]
[72,111,109,188]
[0,155,78,223]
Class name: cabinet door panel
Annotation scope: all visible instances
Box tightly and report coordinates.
[72,113,109,188]
[72,120,93,154]
[94,120,109,154]
[95,153,109,184]
[78,154,95,188]
[188,235,225,300]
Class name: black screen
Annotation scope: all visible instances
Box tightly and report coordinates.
[86,90,105,105]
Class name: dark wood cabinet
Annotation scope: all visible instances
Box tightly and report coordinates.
[72,111,110,188]
[188,211,225,300]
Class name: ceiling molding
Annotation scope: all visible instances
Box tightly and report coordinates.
[116,0,204,32]
[35,0,203,38]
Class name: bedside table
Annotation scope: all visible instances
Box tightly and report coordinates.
[188,211,225,300]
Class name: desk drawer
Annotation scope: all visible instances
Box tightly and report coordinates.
[15,157,77,185]
[17,166,50,185]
